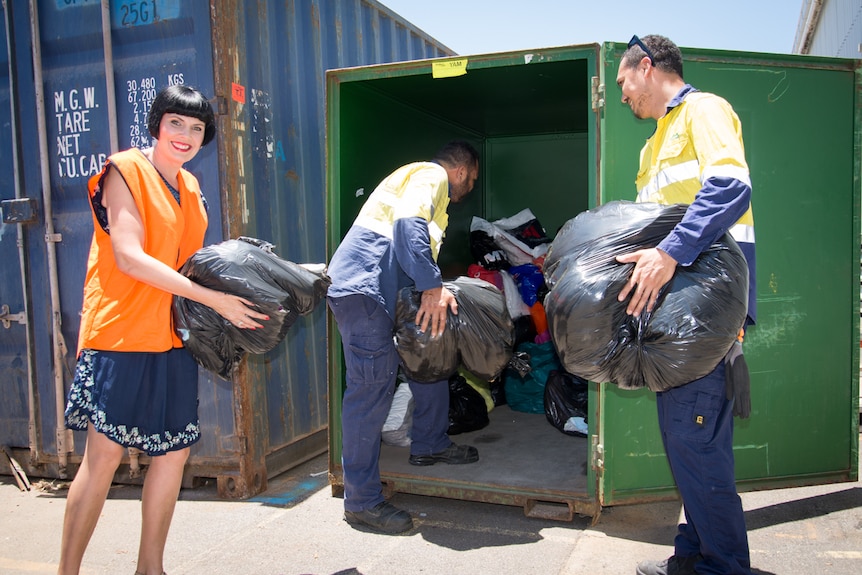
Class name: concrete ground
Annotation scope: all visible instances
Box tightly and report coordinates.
[1,439,860,575]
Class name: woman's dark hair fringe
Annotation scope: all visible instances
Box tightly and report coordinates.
[147,84,217,146]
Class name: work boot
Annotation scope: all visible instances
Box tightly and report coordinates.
[344,501,413,534]
[408,443,479,466]
[635,554,702,575]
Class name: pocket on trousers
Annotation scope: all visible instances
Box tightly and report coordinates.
[346,341,393,386]
[664,387,722,443]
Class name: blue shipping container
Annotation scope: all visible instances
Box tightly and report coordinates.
[0,0,452,498]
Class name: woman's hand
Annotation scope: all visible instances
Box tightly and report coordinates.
[206,291,269,330]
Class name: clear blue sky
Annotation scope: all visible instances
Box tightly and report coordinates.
[379,0,804,56]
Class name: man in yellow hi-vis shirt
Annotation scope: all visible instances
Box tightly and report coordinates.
[616,35,756,575]
[327,141,480,534]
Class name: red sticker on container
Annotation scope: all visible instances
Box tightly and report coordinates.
[231,83,246,103]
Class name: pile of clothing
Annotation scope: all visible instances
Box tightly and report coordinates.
[468,208,552,346]
[466,209,588,436]
[388,209,590,440]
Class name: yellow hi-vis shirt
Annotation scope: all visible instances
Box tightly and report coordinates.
[353,161,450,260]
[635,91,754,247]
[327,161,452,319]
[636,92,754,243]
[635,88,756,322]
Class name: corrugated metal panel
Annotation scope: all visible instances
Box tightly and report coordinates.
[0,0,452,499]
[794,0,862,57]
[810,0,862,58]
[208,0,454,496]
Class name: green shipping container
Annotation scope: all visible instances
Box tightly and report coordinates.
[325,43,861,520]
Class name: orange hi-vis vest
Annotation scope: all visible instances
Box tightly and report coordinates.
[76,148,209,354]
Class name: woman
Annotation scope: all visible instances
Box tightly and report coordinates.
[58,85,266,575]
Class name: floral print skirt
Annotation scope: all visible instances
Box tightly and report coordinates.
[65,347,201,456]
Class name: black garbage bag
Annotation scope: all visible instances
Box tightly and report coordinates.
[470,230,510,270]
[394,287,460,383]
[544,370,589,436]
[395,277,515,383]
[173,237,331,378]
[543,201,748,392]
[512,315,538,347]
[447,373,490,435]
[490,380,507,406]
[451,277,515,381]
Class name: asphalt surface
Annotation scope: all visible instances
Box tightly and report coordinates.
[1,436,861,575]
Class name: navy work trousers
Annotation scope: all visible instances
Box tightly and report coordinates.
[658,361,751,575]
[328,294,451,513]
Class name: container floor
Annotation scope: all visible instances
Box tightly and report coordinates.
[380,405,589,494]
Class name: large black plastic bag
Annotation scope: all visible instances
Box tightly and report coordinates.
[447,373,490,435]
[543,201,748,392]
[395,277,515,383]
[453,277,515,381]
[394,287,460,383]
[173,237,331,378]
[544,370,588,436]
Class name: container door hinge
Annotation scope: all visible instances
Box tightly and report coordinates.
[591,76,605,112]
[0,304,27,328]
[591,434,604,475]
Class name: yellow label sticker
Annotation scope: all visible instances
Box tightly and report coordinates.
[432,59,468,78]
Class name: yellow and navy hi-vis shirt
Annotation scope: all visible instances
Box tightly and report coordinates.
[353,161,450,260]
[635,85,756,323]
[327,161,451,319]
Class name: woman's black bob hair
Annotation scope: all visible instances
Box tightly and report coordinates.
[147,85,216,146]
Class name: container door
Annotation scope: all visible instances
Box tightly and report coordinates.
[2,0,457,496]
[597,43,860,505]
[327,45,606,518]
[2,0,221,478]
[0,1,34,463]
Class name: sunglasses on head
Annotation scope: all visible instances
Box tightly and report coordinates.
[628,35,655,66]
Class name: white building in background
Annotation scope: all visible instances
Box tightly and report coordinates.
[793,0,862,57]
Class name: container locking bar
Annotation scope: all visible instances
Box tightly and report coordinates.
[1,304,27,328]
